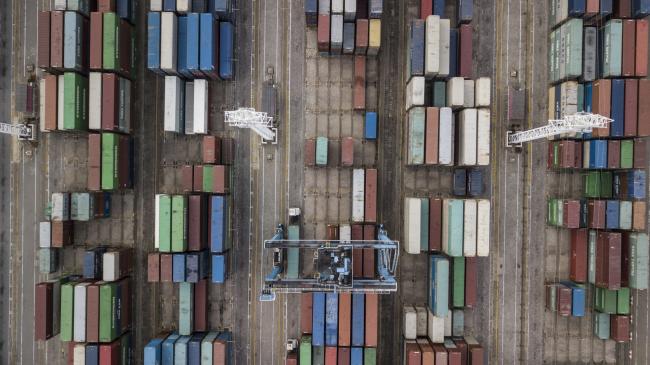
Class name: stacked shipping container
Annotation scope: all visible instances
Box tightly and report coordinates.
[143,330,232,365]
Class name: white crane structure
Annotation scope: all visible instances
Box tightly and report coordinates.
[0,122,35,140]
[224,107,275,142]
[506,112,612,147]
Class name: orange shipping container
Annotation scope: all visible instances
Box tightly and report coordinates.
[417,338,435,365]
[365,293,378,347]
[636,19,649,77]
[355,19,369,55]
[364,169,377,222]
[633,201,646,231]
[638,79,650,136]
[301,293,313,334]
[43,74,58,131]
[354,56,366,110]
[592,79,611,137]
[338,293,352,346]
[325,347,338,365]
[425,107,439,164]
[341,137,354,167]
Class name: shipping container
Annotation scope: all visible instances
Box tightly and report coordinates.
[438,107,454,165]
[407,107,426,164]
[429,255,450,316]
[353,56,366,109]
[356,19,369,56]
[365,294,378,347]
[442,199,463,256]
[364,169,377,222]
[212,254,227,283]
[352,169,365,222]
[404,197,422,254]
[406,76,425,110]
[313,293,326,346]
[365,112,377,139]
[50,220,72,246]
[209,195,228,252]
[408,19,425,78]
[452,257,465,308]
[425,15,440,77]
[611,315,630,342]
[318,15,331,53]
[463,200,477,256]
[160,12,177,74]
[351,293,364,347]
[331,14,344,54]
[458,108,477,165]
[630,233,649,289]
[325,293,338,346]
[301,293,313,334]
[316,136,329,166]
[604,20,623,77]
[164,76,183,132]
[368,19,381,56]
[426,308,445,343]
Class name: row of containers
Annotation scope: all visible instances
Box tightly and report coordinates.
[547,138,647,170]
[406,76,491,111]
[403,198,490,257]
[146,12,234,79]
[162,77,218,134]
[305,0,383,56]
[88,133,135,191]
[150,0,233,18]
[547,197,646,231]
[549,0,650,27]
[144,331,232,365]
[303,132,378,170]
[403,336,484,365]
[147,250,227,284]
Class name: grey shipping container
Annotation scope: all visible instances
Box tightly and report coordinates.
[583,27,597,81]
[331,15,344,54]
[369,0,383,18]
[343,22,355,54]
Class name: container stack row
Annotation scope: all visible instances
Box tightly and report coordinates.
[547,197,646,231]
[402,319,484,365]
[547,138,647,170]
[143,330,232,365]
[87,133,135,191]
[304,127,377,168]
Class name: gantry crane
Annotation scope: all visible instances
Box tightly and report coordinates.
[506,112,611,147]
[0,122,36,141]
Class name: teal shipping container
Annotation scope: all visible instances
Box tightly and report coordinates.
[630,233,649,289]
[316,137,328,166]
[443,199,464,256]
[179,282,194,335]
[407,107,426,165]
[564,19,583,79]
[429,255,449,317]
[420,198,429,252]
[452,257,465,308]
[313,346,324,364]
[594,312,610,340]
[619,201,632,230]
[286,225,300,279]
[603,20,623,78]
[452,309,464,336]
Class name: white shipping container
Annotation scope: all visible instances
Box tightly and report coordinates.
[425,15,440,77]
[73,283,90,342]
[415,306,428,337]
[193,79,209,134]
[463,80,475,108]
[339,224,351,241]
[444,310,452,337]
[57,75,65,130]
[403,305,417,340]
[184,81,194,135]
[556,0,568,25]
[404,197,422,254]
[331,15,344,49]
[155,195,161,249]
[160,12,178,74]
[477,109,491,165]
[560,81,578,118]
[344,0,356,21]
[71,192,93,221]
[151,0,163,11]
[548,87,556,121]
[73,344,86,365]
[164,76,183,132]
[458,108,478,166]
[438,107,454,165]
[103,251,119,281]
[439,19,451,77]
[120,78,132,133]
[442,199,450,253]
[39,79,47,132]
[176,0,190,13]
[89,72,102,130]
[463,199,477,256]
[406,76,425,110]
[475,77,491,107]
[477,199,490,256]
[446,77,465,108]
[39,222,51,248]
[52,192,70,221]
[427,308,445,343]
[332,0,344,13]
[352,169,365,222]
[319,0,331,14]
[54,0,67,10]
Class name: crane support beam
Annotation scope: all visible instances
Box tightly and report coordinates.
[0,122,35,140]
[506,112,611,147]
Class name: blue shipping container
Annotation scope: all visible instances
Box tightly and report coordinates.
[589,140,607,169]
[144,338,163,365]
[325,293,339,346]
[449,28,458,77]
[85,344,99,365]
[610,79,624,137]
[634,0,650,17]
[568,0,586,16]
[606,200,620,229]
[147,12,162,72]
[210,196,227,253]
[433,0,446,16]
[63,12,83,71]
[83,248,104,279]
[161,333,180,365]
[212,254,226,283]
[199,13,218,79]
[468,169,484,197]
[312,292,326,346]
[458,0,473,23]
[117,0,134,24]
[186,253,199,283]
[600,0,613,16]
[628,170,646,199]
[369,0,384,18]
[305,0,318,26]
[351,347,364,364]
[555,85,561,120]
[452,169,467,196]
[429,255,449,317]
[209,0,231,19]
[566,283,586,317]
[188,333,204,364]
[163,0,175,11]
[351,293,365,347]
[192,0,207,12]
[409,20,425,77]
[173,254,186,283]
[177,16,191,79]
[187,13,202,77]
[219,22,234,80]
[365,112,377,140]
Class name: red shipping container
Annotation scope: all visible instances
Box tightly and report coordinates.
[624,79,638,137]
[203,135,221,164]
[301,293,313,334]
[51,221,73,247]
[88,133,102,191]
[406,341,422,365]
[432,344,448,364]
[429,198,442,251]
[99,339,120,365]
[102,73,119,131]
[43,74,58,131]
[221,138,235,165]
[188,195,207,251]
[446,344,462,365]
[160,254,173,282]
[596,231,622,290]
[317,15,330,53]
[327,224,339,240]
[355,19,369,55]
[50,11,64,69]
[212,165,230,193]
[615,0,632,17]
[611,315,631,342]
[421,0,432,18]
[90,12,103,70]
[459,24,473,78]
[574,141,583,168]
[193,166,204,192]
[621,233,630,287]
[636,19,649,77]
[181,165,194,192]
[588,200,606,229]
[363,224,376,278]
[465,256,478,308]
[570,229,588,283]
[560,140,576,168]
[339,293,352,346]
[417,339,435,365]
[364,294,378,347]
[639,79,650,136]
[213,336,228,364]
[86,283,100,342]
[364,169,377,223]
[563,200,580,228]
[592,79,611,137]
[325,347,337,365]
[452,338,468,365]
[38,12,51,69]
[337,347,350,365]
[194,279,208,331]
[304,139,316,166]
[147,253,160,282]
[633,201,646,231]
[35,282,53,340]
[341,137,354,167]
[608,140,621,168]
[351,224,363,278]
[634,138,646,168]
[425,108,439,165]
[469,346,485,365]
[98,0,116,12]
[286,353,298,365]
[353,56,366,110]
[557,285,572,316]
[623,19,637,76]
[586,0,600,17]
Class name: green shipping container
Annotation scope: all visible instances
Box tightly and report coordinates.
[63,72,88,130]
[452,257,465,308]
[171,195,187,252]
[316,137,328,166]
[556,199,564,227]
[299,336,312,364]
[594,312,610,340]
[179,282,194,335]
[588,230,597,284]
[547,284,557,311]
[600,172,613,198]
[548,30,556,82]
[617,287,630,315]
[619,201,632,230]
[547,199,555,226]
[101,133,118,190]
[159,195,172,252]
[564,19,583,79]
[407,107,426,165]
[103,12,118,70]
[432,81,446,107]
[420,198,429,251]
[286,225,300,279]
[39,248,58,274]
[620,140,633,169]
[584,172,601,198]
[60,282,75,342]
[99,282,119,342]
[313,346,324,365]
[603,19,623,78]
[630,233,649,289]
[202,165,214,193]
[595,287,617,314]
[445,200,464,257]
[552,142,560,168]
[364,347,377,365]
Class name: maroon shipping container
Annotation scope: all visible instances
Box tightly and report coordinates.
[286,353,298,365]
[194,279,208,331]
[317,15,330,53]
[301,293,313,334]
[211,165,230,193]
[639,79,650,136]
[624,79,638,137]
[355,19,369,55]
[44,74,58,131]
[341,137,354,167]
[459,24,473,78]
[445,344,462,365]
[563,200,580,228]
[623,20,637,76]
[203,135,221,164]
[38,12,51,69]
[465,256,477,308]
[98,0,116,12]
[363,224,376,279]
[325,347,337,365]
[118,135,130,188]
[637,19,649,77]
[118,20,133,77]
[221,138,235,165]
[160,254,173,282]
[337,347,350,365]
[570,229,588,283]
[50,11,64,70]
[181,165,194,192]
[596,231,622,290]
[406,341,422,365]
[588,200,606,229]
[557,285,572,316]
[357,0,368,18]
[425,107,439,165]
[327,224,339,240]
[608,140,621,168]
[621,233,630,287]
[87,283,100,342]
[634,138,646,168]
[353,56,366,110]
[339,293,352,346]
[351,224,363,278]
[35,282,53,340]
[304,139,316,166]
[469,346,485,365]
[193,166,203,192]
[147,253,160,282]
[102,73,119,131]
[560,140,576,168]
[615,0,632,17]
[90,12,103,70]
[188,195,207,251]
[364,293,378,347]
[574,141,583,168]
[432,344,448,365]
[420,0,432,18]
[611,315,631,342]
[68,342,76,365]
[592,79,611,137]
[452,338,468,365]
[429,198,442,251]
[99,339,120,365]
[364,169,377,223]
[88,133,102,191]
[51,221,73,247]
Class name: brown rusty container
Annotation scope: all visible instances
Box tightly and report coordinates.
[221,137,235,165]
[608,140,621,168]
[301,292,313,334]
[363,224,376,278]
[337,347,350,365]
[354,55,366,110]
[562,140,576,168]
[213,335,227,364]
[35,282,53,340]
[452,338,468,365]
[181,165,194,192]
[50,11,64,70]
[338,293,351,346]
[596,231,622,290]
[624,79,638,137]
[364,169,377,223]
[98,0,116,12]
[355,19,369,55]
[86,283,100,342]
[188,195,207,251]
[611,315,631,342]
[147,253,160,282]
[160,254,173,282]
[38,12,51,69]
[304,139,316,166]
[325,347,337,365]
[563,200,581,228]
[88,133,102,190]
[425,107,439,165]
[574,141,583,168]
[286,353,298,365]
[429,198,442,251]
[213,165,230,194]
[623,20,637,76]
[465,256,477,308]
[102,73,118,131]
[193,166,204,192]
[90,12,103,70]
[194,279,208,331]
[639,79,650,136]
[51,221,73,247]
[637,19,649,77]
[588,200,606,229]
[459,24,473,78]
[633,201,646,231]
[202,135,221,164]
[351,224,363,278]
[615,0,632,17]
[622,233,630,287]
[634,138,646,168]
[118,135,130,188]
[318,15,330,53]
[592,79,611,137]
[557,285,572,316]
[432,344,448,364]
[364,293,378,347]
[417,339,434,365]
[570,228,588,283]
[469,346,485,365]
[119,20,133,77]
[445,344,462,365]
[341,137,354,166]
[406,341,422,365]
[326,224,339,240]
[44,74,58,131]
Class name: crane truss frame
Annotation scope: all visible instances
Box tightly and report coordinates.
[506,112,611,147]
[224,107,276,141]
